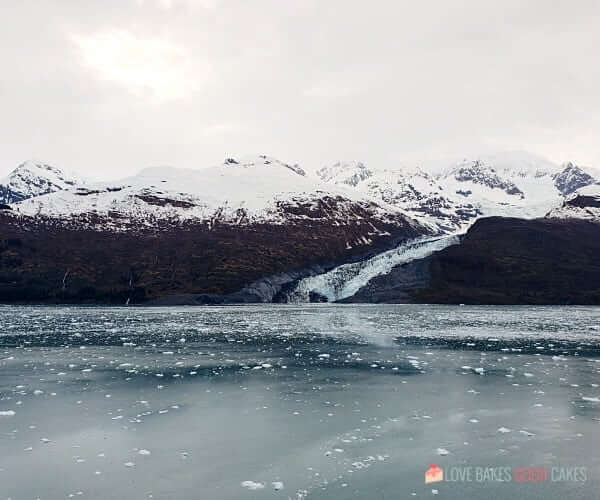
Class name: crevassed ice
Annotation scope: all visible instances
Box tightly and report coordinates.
[288,234,460,302]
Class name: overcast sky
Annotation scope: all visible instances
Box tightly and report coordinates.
[1,0,599,179]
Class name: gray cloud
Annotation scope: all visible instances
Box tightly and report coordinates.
[1,0,599,179]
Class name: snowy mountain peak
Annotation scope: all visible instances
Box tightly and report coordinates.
[221,155,306,176]
[0,160,83,204]
[316,161,373,187]
[552,162,597,196]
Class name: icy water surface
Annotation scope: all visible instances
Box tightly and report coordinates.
[1,304,599,500]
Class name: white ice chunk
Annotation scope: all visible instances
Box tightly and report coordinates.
[241,481,265,490]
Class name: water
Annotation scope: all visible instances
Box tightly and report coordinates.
[0,304,599,500]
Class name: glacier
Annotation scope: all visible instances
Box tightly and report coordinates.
[287,234,461,303]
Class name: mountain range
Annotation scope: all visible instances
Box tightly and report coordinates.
[0,152,599,304]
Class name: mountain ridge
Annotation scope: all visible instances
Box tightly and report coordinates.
[1,151,598,305]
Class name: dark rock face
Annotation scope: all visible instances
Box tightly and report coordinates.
[0,186,22,204]
[344,217,600,305]
[565,195,600,209]
[413,217,600,304]
[0,211,423,304]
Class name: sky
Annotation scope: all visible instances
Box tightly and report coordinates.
[1,0,599,180]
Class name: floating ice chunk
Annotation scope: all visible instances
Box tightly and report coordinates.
[497,427,511,433]
[261,363,272,368]
[241,481,264,490]
[468,418,479,423]
[582,396,600,402]
[318,354,330,359]
[519,430,535,437]
[436,448,449,456]
[41,438,51,443]
[524,373,534,378]
[432,489,439,495]
[0,410,15,416]
[124,462,135,467]
[138,449,151,455]
[33,389,44,395]
[473,367,485,375]
[272,481,284,491]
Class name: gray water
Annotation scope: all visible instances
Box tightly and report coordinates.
[0,305,599,500]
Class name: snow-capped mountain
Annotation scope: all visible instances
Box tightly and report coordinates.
[0,160,82,204]
[5,152,596,232]
[316,161,482,232]
[7,155,425,239]
[317,152,599,232]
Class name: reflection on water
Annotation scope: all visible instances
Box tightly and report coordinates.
[0,305,599,499]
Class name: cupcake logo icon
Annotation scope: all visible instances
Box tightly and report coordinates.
[425,464,444,484]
